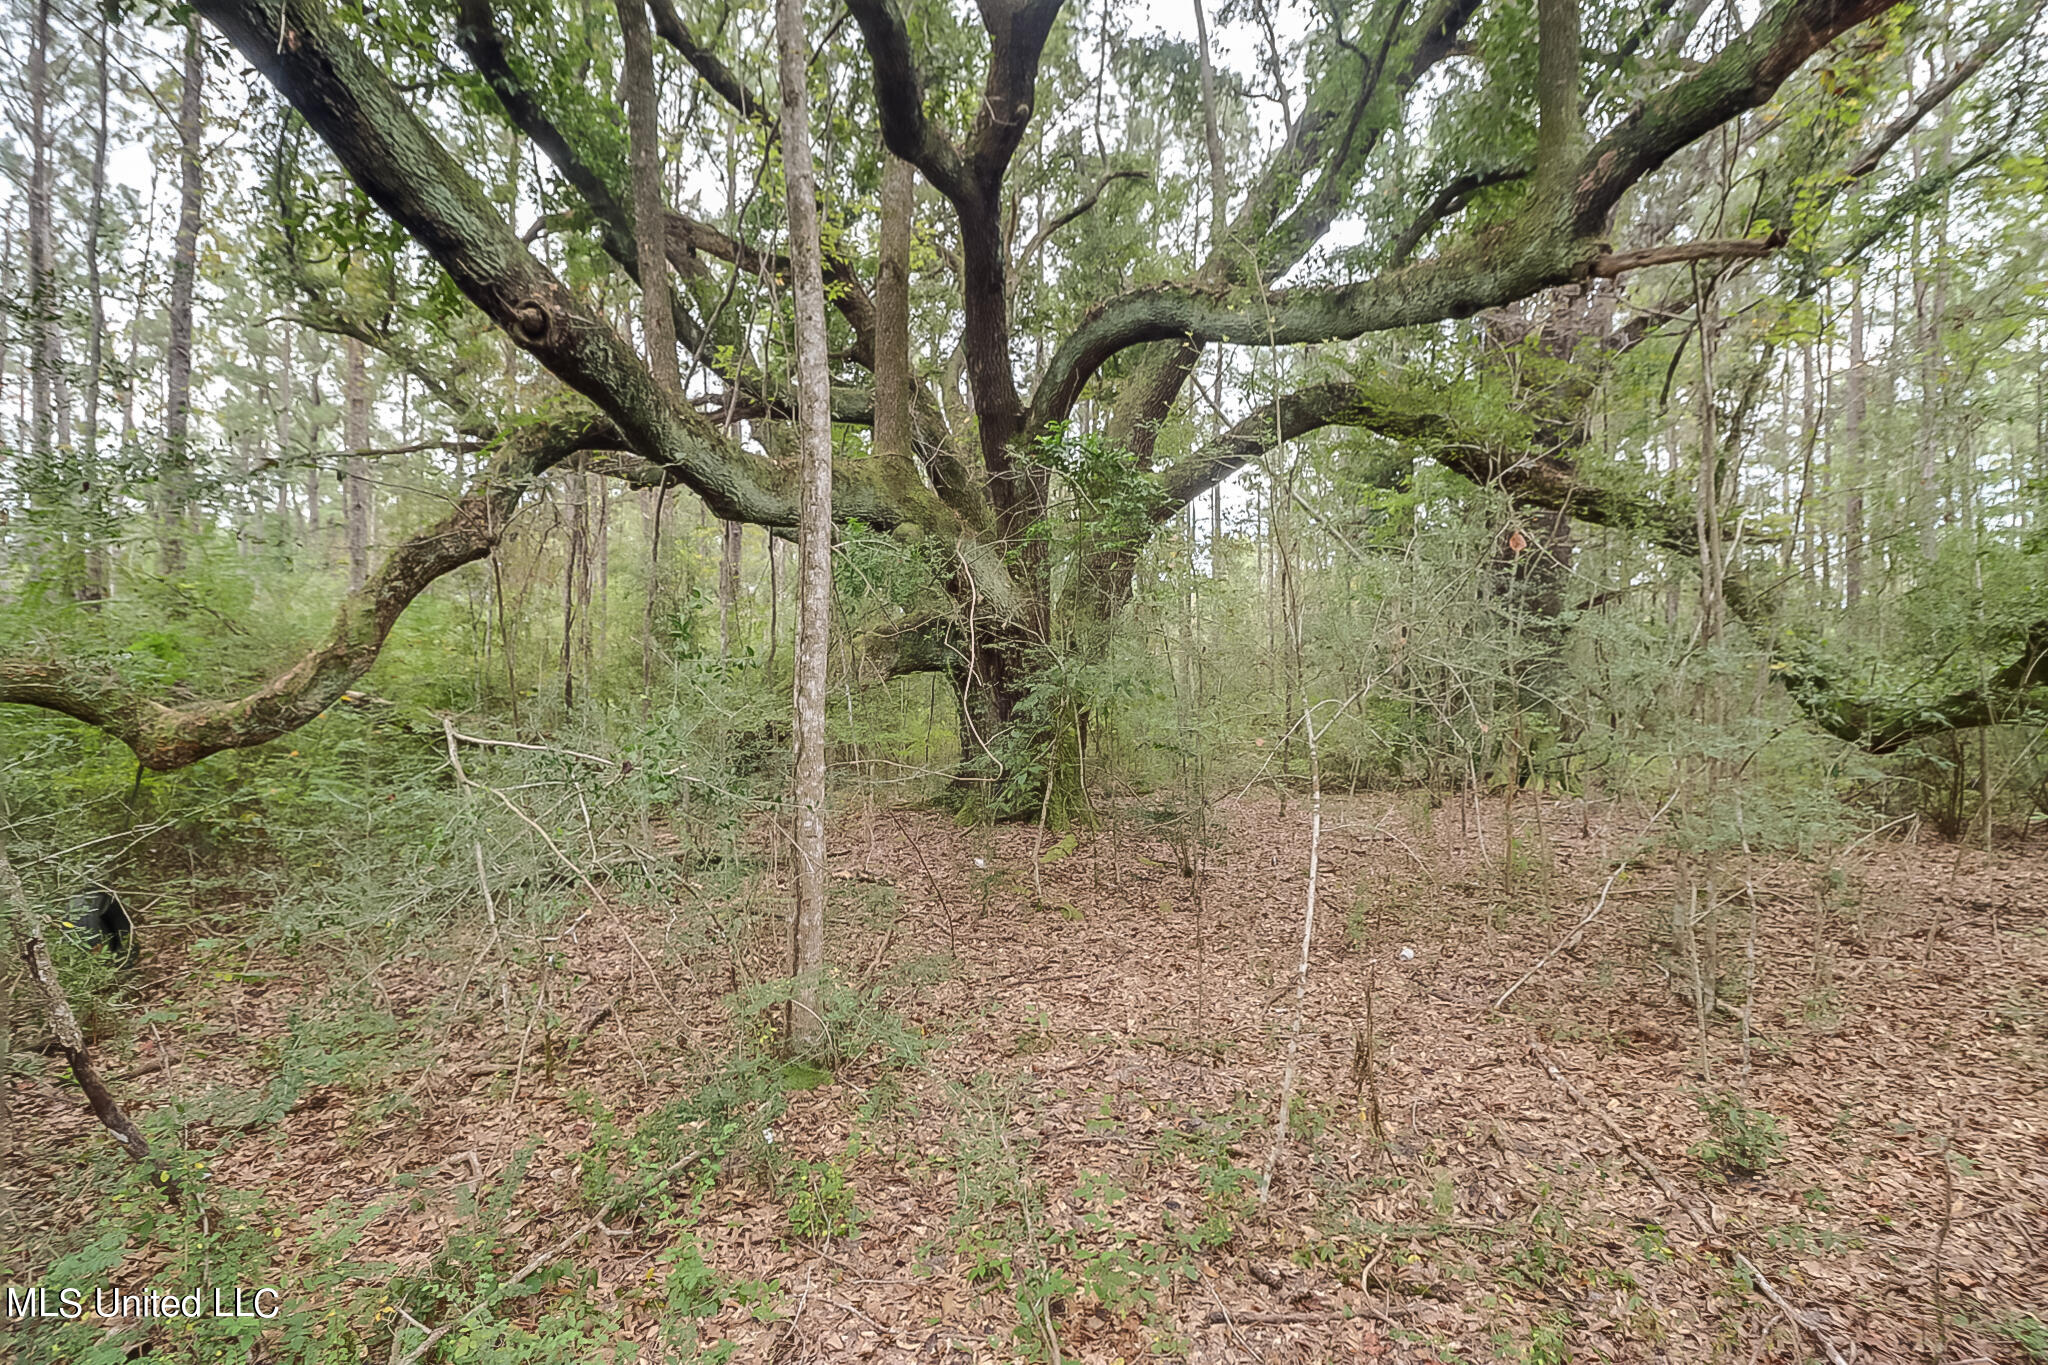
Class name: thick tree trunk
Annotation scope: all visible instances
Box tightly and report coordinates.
[619,0,677,392]
[777,0,833,1051]
[161,17,205,573]
[879,604,1087,824]
[1492,507,1576,652]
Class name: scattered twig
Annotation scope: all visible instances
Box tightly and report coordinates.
[471,783,681,1016]
[1201,1309,1379,1326]
[1261,691,1363,1204]
[2,838,177,1203]
[391,1147,714,1365]
[1497,793,1678,1010]
[442,725,615,767]
[1530,1040,1849,1365]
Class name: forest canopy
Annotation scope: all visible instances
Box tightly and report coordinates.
[2,0,2043,792]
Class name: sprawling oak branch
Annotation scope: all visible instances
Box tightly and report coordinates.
[1033,0,1898,427]
[843,0,970,199]
[646,0,776,129]
[0,414,619,770]
[1096,0,1483,496]
[198,0,944,533]
[1156,377,1700,552]
[1385,165,1530,268]
[1591,232,1787,275]
[848,0,1067,508]
[1775,624,2048,753]
[1242,0,1485,282]
[1162,368,2048,758]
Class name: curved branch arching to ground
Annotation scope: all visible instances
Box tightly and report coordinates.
[0,414,621,771]
[1161,373,2048,758]
[1774,625,2048,753]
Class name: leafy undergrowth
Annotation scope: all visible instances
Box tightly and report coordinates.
[9,793,2047,1363]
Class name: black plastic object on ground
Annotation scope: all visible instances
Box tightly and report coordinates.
[57,887,137,968]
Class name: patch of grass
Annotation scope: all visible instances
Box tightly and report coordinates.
[159,1000,429,1134]
[1156,1103,1261,1250]
[568,1057,785,1209]
[937,1074,1037,1290]
[726,975,938,1069]
[1690,1092,1787,1179]
[785,1144,863,1240]
[1975,1312,2048,1360]
[1802,983,1845,1031]
[1527,1312,1572,1365]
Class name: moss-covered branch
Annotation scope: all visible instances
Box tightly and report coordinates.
[1032,0,1898,426]
[1771,623,2048,754]
[0,413,618,770]
[197,0,953,536]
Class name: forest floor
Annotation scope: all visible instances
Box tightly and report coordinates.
[10,791,2048,1364]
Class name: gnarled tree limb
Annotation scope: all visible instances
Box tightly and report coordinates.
[199,0,947,534]
[1031,0,1898,427]
[0,414,618,769]
[646,0,776,129]
[1772,622,2048,754]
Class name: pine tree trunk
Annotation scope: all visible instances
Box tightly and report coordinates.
[718,519,743,657]
[161,17,205,573]
[562,471,588,708]
[275,322,297,534]
[1191,0,1228,244]
[1844,281,1867,606]
[26,0,56,472]
[80,4,113,603]
[345,336,371,591]
[777,0,834,1052]
[26,0,63,596]
[1796,339,1818,582]
[0,207,14,434]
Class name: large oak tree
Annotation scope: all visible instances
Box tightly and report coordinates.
[10,0,2037,795]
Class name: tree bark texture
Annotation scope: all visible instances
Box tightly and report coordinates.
[345,336,372,592]
[162,17,205,571]
[778,0,834,1050]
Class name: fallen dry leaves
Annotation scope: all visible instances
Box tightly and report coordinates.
[9,792,2046,1363]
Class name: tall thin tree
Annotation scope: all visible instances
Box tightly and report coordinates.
[26,0,59,488]
[161,16,205,572]
[80,1,114,602]
[274,321,296,533]
[344,336,371,590]
[777,0,834,1051]
[619,0,676,692]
